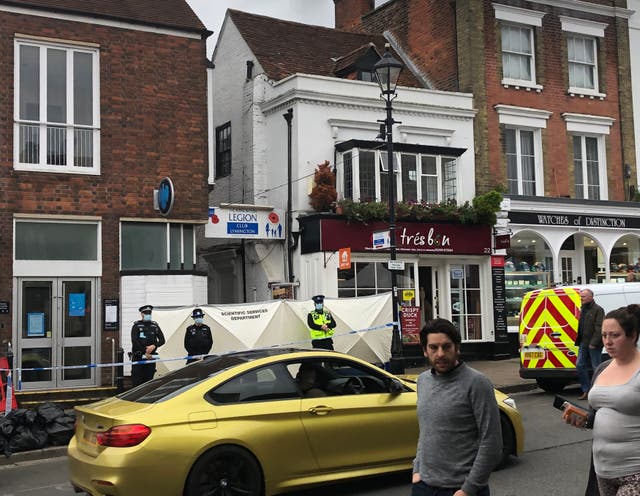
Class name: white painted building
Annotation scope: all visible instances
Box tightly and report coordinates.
[204,10,510,359]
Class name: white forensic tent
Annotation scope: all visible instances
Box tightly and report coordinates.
[140,293,394,375]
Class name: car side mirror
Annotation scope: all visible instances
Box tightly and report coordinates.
[388,378,404,395]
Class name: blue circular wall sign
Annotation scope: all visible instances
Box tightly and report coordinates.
[158,177,174,216]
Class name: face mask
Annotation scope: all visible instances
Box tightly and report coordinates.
[315,304,323,311]
[143,314,152,322]
[194,317,204,325]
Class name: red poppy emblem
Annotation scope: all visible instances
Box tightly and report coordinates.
[211,214,219,224]
[268,212,279,224]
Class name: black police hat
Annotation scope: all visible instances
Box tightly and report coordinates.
[139,304,153,314]
[191,308,204,318]
[311,295,325,304]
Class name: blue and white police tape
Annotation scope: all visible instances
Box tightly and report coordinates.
[0,321,397,373]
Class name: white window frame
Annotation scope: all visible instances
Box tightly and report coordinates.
[346,149,398,203]
[14,38,101,174]
[13,216,102,277]
[559,16,607,99]
[336,258,417,299]
[494,3,545,91]
[412,154,458,204]
[119,220,197,271]
[563,112,613,200]
[572,134,607,201]
[340,149,458,204]
[495,105,551,196]
[504,127,538,196]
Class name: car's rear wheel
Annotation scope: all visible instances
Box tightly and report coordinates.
[184,445,264,496]
[536,378,570,393]
[497,413,515,469]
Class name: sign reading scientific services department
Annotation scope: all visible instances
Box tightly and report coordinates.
[205,206,285,240]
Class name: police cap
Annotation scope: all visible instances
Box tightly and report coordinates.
[191,308,204,318]
[139,304,153,314]
[311,295,325,304]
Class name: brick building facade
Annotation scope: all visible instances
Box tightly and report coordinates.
[0,1,210,391]
[336,0,640,348]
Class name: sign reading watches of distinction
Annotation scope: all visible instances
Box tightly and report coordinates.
[509,211,638,228]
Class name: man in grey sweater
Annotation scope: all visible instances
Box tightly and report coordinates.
[412,318,502,496]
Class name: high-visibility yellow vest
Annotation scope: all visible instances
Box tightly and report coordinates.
[309,311,334,340]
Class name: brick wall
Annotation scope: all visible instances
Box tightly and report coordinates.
[361,0,459,91]
[0,12,209,363]
[334,0,374,31]
[482,0,633,198]
[341,0,635,198]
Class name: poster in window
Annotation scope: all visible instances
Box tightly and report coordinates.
[69,293,86,317]
[104,299,119,330]
[400,306,421,344]
[27,312,45,337]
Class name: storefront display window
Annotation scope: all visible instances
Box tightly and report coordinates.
[609,235,640,282]
[337,261,414,299]
[505,233,552,330]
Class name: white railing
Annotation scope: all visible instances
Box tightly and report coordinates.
[18,122,95,169]
[19,124,39,164]
[47,125,66,165]
[74,128,93,168]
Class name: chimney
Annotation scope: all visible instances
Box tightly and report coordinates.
[334,0,374,30]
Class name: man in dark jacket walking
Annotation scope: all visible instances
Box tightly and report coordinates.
[575,289,604,400]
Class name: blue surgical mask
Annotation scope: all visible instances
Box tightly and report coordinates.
[315,304,323,311]
[194,317,204,325]
[143,314,152,322]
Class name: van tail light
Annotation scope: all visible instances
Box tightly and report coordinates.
[96,424,151,447]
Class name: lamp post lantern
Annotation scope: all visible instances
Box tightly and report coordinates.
[374,44,404,374]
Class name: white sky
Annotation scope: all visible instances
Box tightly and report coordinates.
[185,0,390,56]
[186,0,335,56]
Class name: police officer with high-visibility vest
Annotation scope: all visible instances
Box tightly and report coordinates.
[307,295,336,350]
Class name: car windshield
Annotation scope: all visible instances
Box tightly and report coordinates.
[118,354,249,403]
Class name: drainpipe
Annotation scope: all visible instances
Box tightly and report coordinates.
[241,239,247,302]
[283,108,294,283]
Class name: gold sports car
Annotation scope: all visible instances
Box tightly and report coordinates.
[68,348,524,496]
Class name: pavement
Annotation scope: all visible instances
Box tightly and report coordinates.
[0,358,536,467]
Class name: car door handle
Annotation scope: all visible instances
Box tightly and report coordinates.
[308,406,333,416]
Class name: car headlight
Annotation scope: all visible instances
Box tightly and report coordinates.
[502,397,517,410]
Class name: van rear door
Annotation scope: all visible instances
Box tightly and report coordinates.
[519,287,581,390]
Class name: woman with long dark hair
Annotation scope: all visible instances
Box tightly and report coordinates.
[564,304,640,496]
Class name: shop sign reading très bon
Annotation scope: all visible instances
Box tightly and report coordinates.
[317,219,492,255]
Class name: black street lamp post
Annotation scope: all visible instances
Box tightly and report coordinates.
[374,44,404,374]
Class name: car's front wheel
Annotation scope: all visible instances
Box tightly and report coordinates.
[497,413,515,469]
[184,445,264,496]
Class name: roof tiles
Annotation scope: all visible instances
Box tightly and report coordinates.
[1,0,208,34]
[228,9,421,87]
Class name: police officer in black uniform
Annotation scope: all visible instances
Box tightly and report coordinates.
[184,308,213,365]
[131,304,165,387]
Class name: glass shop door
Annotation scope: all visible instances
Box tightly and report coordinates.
[17,278,97,389]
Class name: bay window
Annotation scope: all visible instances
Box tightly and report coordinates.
[336,141,463,204]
